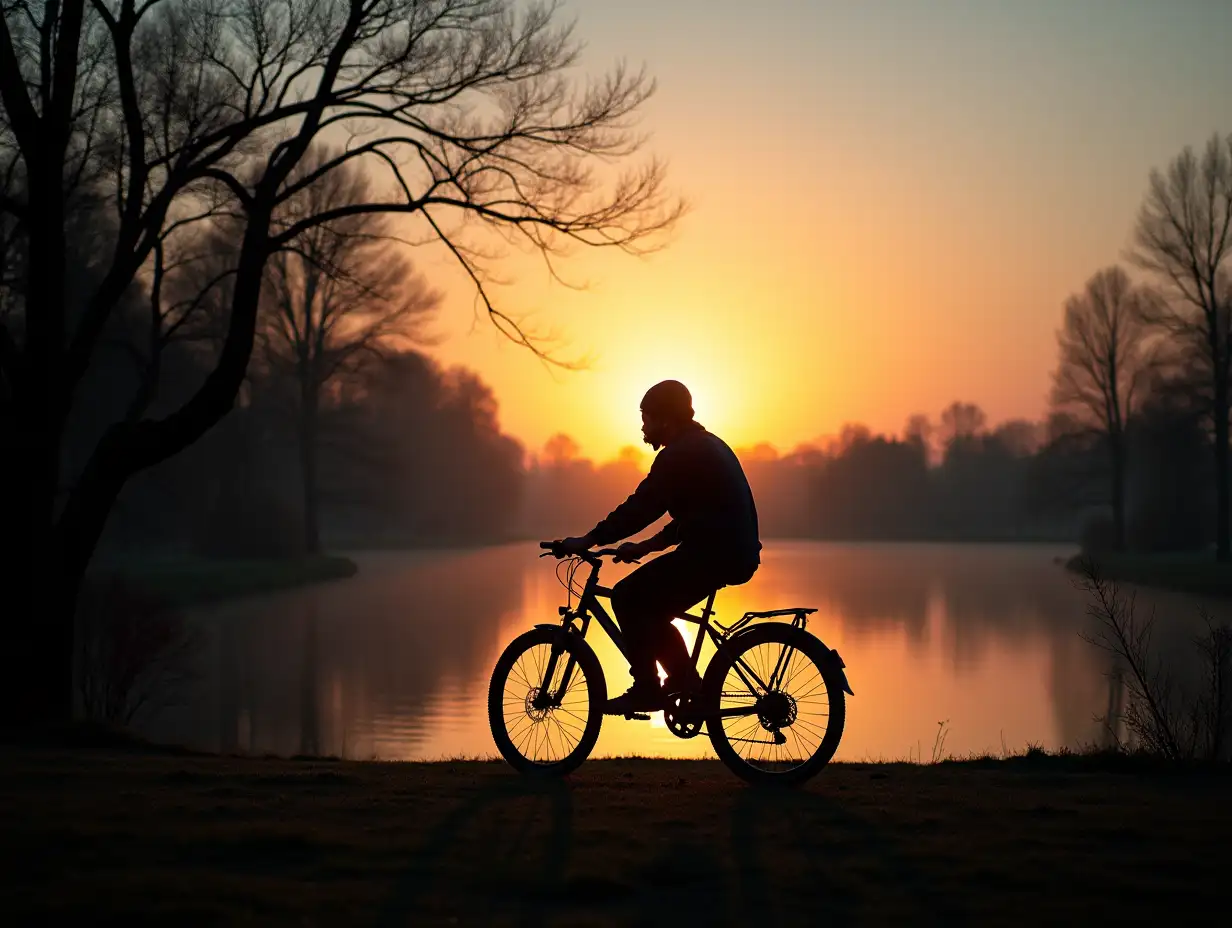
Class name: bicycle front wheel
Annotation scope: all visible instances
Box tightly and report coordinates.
[488,627,605,776]
[705,623,846,786]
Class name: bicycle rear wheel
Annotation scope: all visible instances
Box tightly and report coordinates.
[705,623,845,786]
[488,627,605,776]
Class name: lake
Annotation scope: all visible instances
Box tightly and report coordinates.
[135,541,1230,762]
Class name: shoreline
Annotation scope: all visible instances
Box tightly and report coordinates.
[1064,551,1232,599]
[92,554,359,607]
[89,538,1082,609]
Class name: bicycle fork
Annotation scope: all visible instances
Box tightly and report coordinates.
[531,635,579,710]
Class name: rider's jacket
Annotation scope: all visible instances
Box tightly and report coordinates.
[588,421,762,582]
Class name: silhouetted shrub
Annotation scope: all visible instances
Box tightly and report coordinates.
[75,576,200,725]
[1077,558,1231,763]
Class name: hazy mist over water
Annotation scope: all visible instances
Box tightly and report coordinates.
[136,542,1232,762]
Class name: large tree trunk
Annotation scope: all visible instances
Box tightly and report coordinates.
[2,211,274,729]
[0,479,76,730]
[0,431,83,730]
[0,149,75,729]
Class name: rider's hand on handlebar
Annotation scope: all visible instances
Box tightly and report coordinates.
[613,540,650,564]
[554,535,593,557]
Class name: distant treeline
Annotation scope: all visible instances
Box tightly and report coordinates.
[89,346,524,557]
[525,392,1213,550]
[88,353,1213,555]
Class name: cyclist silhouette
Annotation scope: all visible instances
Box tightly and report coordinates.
[553,380,762,715]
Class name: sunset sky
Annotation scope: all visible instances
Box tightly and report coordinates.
[422,0,1232,463]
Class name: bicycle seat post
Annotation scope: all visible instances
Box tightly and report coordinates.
[690,590,718,666]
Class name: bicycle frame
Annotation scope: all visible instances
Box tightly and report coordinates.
[535,552,817,717]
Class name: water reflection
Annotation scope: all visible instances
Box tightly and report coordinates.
[135,542,1231,762]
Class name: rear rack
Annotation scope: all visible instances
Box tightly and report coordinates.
[715,607,816,638]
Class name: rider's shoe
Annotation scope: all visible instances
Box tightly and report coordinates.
[605,683,665,715]
[663,668,703,695]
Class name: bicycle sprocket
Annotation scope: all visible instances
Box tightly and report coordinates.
[663,692,703,739]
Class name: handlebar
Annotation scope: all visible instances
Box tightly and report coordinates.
[538,541,640,564]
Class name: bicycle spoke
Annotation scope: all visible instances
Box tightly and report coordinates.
[550,715,577,752]
[555,706,589,727]
[515,716,535,756]
[790,724,818,757]
[531,644,544,686]
[509,661,531,691]
[792,678,829,702]
[544,721,559,762]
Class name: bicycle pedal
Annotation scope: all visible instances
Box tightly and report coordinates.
[624,712,651,721]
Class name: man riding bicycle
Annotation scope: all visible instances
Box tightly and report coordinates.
[553,380,762,715]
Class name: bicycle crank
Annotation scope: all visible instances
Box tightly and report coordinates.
[664,692,704,739]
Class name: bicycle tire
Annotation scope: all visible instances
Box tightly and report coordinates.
[704,623,846,787]
[488,626,605,776]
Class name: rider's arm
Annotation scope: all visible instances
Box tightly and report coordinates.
[642,520,679,552]
[584,457,671,546]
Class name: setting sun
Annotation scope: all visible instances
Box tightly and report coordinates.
[607,349,737,451]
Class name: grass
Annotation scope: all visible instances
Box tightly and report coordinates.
[93,554,359,606]
[2,733,1228,925]
[1065,550,1232,598]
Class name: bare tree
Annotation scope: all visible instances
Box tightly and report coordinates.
[1050,266,1153,551]
[1130,133,1232,561]
[259,149,440,554]
[0,0,682,726]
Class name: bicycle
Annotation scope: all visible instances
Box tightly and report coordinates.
[487,542,855,786]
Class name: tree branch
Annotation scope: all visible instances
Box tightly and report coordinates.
[0,4,41,157]
[422,204,576,368]
[50,1,87,131]
[199,168,253,212]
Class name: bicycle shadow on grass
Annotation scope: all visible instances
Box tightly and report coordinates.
[727,781,969,927]
[372,767,733,927]
[573,794,734,927]
[373,772,574,927]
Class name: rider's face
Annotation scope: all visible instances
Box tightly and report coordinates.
[641,408,665,449]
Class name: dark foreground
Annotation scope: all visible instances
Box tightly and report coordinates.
[2,745,1228,926]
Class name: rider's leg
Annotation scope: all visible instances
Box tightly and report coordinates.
[609,560,669,694]
[610,550,719,697]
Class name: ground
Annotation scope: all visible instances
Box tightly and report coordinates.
[2,740,1227,926]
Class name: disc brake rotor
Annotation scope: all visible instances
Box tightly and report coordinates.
[524,686,550,722]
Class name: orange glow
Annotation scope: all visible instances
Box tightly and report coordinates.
[413,3,1232,463]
